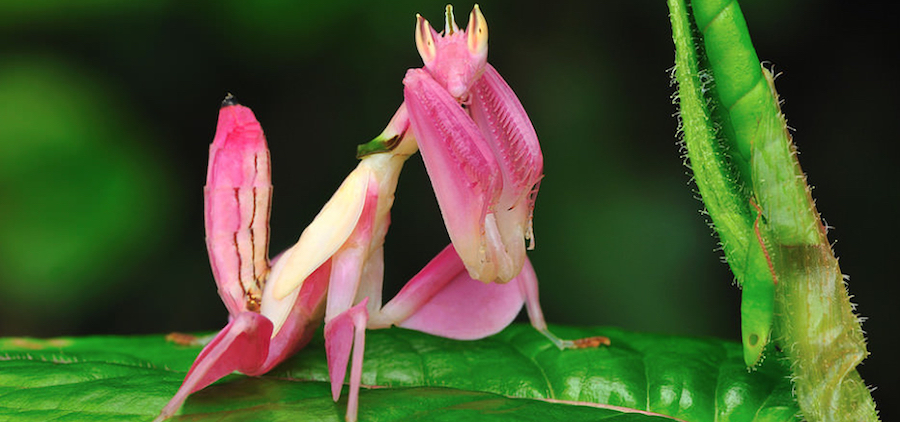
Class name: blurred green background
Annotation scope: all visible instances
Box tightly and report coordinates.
[0,0,896,418]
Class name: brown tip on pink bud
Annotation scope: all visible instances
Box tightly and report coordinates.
[221,93,239,108]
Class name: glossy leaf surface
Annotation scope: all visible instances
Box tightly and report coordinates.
[0,325,798,421]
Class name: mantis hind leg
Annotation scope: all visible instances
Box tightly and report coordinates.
[374,244,609,349]
[517,258,610,349]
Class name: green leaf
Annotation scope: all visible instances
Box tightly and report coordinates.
[0,325,798,421]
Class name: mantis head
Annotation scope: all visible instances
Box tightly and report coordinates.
[415,4,488,100]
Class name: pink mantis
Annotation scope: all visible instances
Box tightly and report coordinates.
[156,5,606,422]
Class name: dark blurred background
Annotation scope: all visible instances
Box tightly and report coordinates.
[0,0,896,418]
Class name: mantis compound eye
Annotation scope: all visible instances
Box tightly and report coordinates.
[467,5,488,62]
[415,14,437,66]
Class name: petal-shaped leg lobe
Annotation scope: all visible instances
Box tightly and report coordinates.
[382,246,608,347]
[183,312,273,391]
[324,299,370,422]
[395,245,524,339]
[157,270,330,422]
[155,312,273,421]
[325,315,353,402]
[369,243,463,328]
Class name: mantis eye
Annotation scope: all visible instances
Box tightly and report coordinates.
[467,4,488,59]
[415,14,437,66]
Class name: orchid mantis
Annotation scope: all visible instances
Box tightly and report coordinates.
[158,5,605,422]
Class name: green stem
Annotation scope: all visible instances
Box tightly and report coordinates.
[667,0,878,420]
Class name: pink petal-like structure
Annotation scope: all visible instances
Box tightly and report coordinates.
[376,244,600,350]
[204,95,272,315]
[389,244,523,339]
[156,97,330,422]
[404,5,543,283]
[157,311,271,421]
[325,298,369,419]
[155,264,330,422]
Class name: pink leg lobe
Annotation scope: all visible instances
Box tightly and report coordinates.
[324,298,370,422]
[154,312,273,422]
